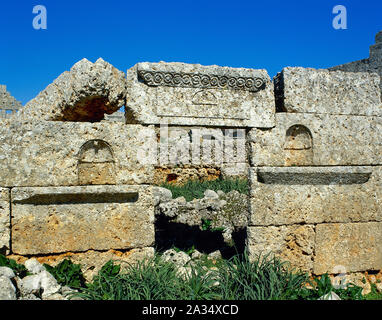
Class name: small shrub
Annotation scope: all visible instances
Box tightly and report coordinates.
[75,258,185,300]
[43,259,86,289]
[160,178,249,201]
[0,254,28,278]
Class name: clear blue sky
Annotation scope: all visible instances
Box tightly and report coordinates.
[1,0,381,105]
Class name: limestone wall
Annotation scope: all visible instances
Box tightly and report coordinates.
[0,31,381,281]
[247,31,382,277]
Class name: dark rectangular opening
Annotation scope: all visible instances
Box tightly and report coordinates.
[13,192,139,205]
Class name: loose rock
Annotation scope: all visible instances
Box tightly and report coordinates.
[0,276,16,300]
[161,249,191,267]
[0,266,15,279]
[25,258,46,275]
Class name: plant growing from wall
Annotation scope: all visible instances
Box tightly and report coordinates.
[43,259,86,289]
[0,254,28,278]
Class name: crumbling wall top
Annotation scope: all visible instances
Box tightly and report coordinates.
[375,31,382,44]
[16,58,127,122]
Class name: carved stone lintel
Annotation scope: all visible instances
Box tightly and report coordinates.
[137,70,266,92]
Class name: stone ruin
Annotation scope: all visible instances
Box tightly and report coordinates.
[0,85,23,119]
[0,31,381,284]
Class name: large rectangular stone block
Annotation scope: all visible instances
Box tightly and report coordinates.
[126,62,275,128]
[0,120,154,187]
[0,188,10,253]
[247,225,315,272]
[11,185,154,255]
[314,222,382,274]
[249,166,382,226]
[274,67,381,116]
[249,113,382,167]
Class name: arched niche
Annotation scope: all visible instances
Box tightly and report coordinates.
[284,125,313,166]
[77,139,116,185]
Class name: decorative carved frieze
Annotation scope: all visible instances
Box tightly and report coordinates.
[137,70,266,92]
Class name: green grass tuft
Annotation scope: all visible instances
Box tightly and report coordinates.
[160,178,249,201]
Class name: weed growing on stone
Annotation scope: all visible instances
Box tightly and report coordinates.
[0,254,28,278]
[43,259,86,289]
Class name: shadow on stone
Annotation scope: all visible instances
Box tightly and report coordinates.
[155,215,247,259]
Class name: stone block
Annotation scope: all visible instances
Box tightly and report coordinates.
[154,166,221,185]
[0,188,10,253]
[11,185,154,255]
[314,222,382,274]
[249,113,382,167]
[249,166,382,226]
[247,225,315,272]
[274,67,381,116]
[126,62,275,128]
[0,120,154,187]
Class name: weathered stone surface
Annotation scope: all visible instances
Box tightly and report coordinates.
[0,85,22,119]
[11,185,154,255]
[18,274,41,296]
[314,222,382,274]
[0,276,16,300]
[0,120,154,187]
[328,31,382,95]
[25,258,46,275]
[0,188,10,253]
[204,189,219,199]
[221,163,249,180]
[249,113,382,166]
[0,266,15,279]
[9,247,154,281]
[274,67,381,116]
[154,166,221,186]
[370,34,382,67]
[18,294,41,300]
[40,271,62,298]
[152,186,173,206]
[249,166,382,226]
[247,225,315,272]
[161,249,191,267]
[16,270,62,299]
[126,62,275,127]
[328,58,371,73]
[43,293,67,300]
[16,58,127,122]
